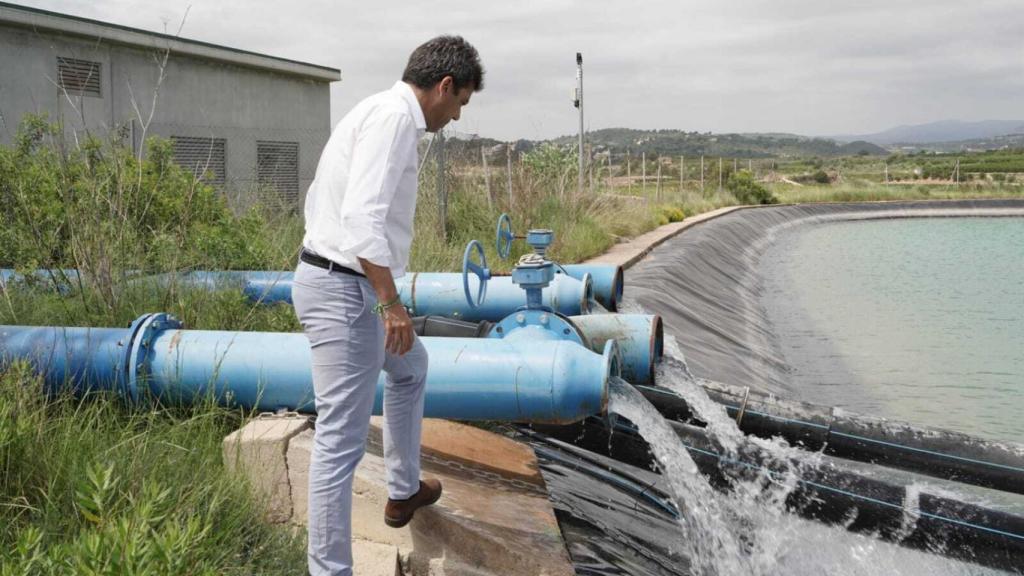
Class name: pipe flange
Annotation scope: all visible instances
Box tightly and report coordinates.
[123,312,183,404]
[486,309,588,347]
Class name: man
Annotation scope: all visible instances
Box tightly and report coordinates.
[292,36,484,576]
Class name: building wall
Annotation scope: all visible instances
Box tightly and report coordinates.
[0,23,332,207]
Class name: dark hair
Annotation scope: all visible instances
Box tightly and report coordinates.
[402,35,484,92]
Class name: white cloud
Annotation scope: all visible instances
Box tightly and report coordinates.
[13,0,1024,139]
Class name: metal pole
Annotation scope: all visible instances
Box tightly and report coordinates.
[575,52,584,196]
[436,130,447,240]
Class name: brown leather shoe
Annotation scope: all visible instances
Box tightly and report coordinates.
[384,479,443,528]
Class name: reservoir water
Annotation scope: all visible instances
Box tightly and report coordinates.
[761,217,1024,443]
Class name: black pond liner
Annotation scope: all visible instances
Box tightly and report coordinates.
[516,427,688,576]
[521,417,1024,575]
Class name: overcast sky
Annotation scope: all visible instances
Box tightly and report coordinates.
[15,0,1024,141]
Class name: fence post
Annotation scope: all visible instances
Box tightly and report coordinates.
[607,147,613,192]
[656,157,662,202]
[642,152,647,197]
[700,155,705,195]
[587,144,594,193]
[680,155,684,193]
[481,146,493,210]
[718,157,723,193]
[506,142,513,209]
[626,148,632,194]
[436,130,447,241]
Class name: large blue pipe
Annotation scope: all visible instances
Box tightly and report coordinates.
[557,264,624,312]
[568,314,663,385]
[0,314,616,424]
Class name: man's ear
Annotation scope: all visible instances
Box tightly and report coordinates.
[438,76,454,95]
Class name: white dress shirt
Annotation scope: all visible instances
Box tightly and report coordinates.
[303,81,426,278]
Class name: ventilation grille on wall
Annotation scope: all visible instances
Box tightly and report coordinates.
[172,136,227,186]
[57,57,102,97]
[257,141,300,202]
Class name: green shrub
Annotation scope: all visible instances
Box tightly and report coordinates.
[811,169,831,184]
[656,205,686,223]
[726,170,777,205]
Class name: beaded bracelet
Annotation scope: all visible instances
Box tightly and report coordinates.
[372,295,403,316]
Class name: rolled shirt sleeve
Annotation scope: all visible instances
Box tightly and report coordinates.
[337,112,418,268]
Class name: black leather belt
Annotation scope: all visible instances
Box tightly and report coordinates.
[300,250,366,278]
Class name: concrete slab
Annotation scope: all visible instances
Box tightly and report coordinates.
[238,414,573,576]
[352,539,401,576]
[222,413,311,523]
[416,418,544,487]
[583,205,747,269]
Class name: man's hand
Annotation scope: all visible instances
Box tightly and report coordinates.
[383,303,415,355]
[358,257,415,356]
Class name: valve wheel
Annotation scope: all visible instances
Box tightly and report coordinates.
[462,240,491,308]
[496,213,515,260]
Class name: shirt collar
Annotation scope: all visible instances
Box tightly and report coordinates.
[393,81,427,133]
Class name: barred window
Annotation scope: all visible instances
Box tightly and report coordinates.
[257,141,300,202]
[172,136,227,186]
[57,57,101,97]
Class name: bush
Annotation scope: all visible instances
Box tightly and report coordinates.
[726,170,777,205]
[656,205,686,223]
[811,169,831,184]
[0,115,302,311]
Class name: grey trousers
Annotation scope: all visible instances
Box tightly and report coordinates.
[292,261,429,576]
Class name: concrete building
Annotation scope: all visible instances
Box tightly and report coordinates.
[0,2,340,206]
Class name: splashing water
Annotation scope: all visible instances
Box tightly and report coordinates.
[611,294,1010,575]
[608,377,750,575]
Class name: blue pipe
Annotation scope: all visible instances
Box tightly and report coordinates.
[161,271,296,304]
[567,314,663,385]
[556,264,624,312]
[0,269,81,294]
[399,272,593,322]
[3,269,597,323]
[0,314,617,424]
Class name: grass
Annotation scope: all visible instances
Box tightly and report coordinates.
[0,363,306,575]
[772,180,1024,204]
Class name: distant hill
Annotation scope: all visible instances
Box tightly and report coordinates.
[445,128,889,160]
[833,120,1024,146]
[552,128,888,158]
[892,133,1024,153]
